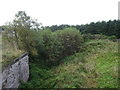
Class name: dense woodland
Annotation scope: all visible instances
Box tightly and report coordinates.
[1,11,119,88]
[44,20,120,38]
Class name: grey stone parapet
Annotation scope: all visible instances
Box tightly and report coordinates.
[2,53,29,89]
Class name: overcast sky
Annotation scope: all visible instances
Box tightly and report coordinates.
[0,0,119,26]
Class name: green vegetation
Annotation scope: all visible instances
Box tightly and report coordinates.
[35,28,83,66]
[1,11,119,88]
[2,35,24,68]
[44,20,120,38]
[19,39,118,88]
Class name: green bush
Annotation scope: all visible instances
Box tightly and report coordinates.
[83,34,108,41]
[55,28,83,57]
[3,26,84,66]
[107,35,117,41]
[35,28,83,66]
[36,29,63,65]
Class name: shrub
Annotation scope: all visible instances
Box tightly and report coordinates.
[83,34,108,41]
[107,35,117,41]
[36,29,63,65]
[83,34,117,42]
[55,28,83,57]
[36,28,84,66]
[2,27,84,66]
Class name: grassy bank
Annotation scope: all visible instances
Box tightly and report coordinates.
[19,39,118,88]
[2,36,24,68]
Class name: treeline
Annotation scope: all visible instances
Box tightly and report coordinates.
[43,20,120,38]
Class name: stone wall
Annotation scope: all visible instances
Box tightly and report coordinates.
[2,53,29,88]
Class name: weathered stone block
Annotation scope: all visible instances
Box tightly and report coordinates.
[2,53,29,89]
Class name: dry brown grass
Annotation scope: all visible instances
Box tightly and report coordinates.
[2,36,24,68]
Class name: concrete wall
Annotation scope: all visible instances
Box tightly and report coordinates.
[2,53,29,88]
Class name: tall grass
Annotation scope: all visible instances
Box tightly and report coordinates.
[19,39,118,88]
[2,35,24,68]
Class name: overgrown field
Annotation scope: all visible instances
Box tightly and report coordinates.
[2,11,119,88]
[19,39,118,88]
